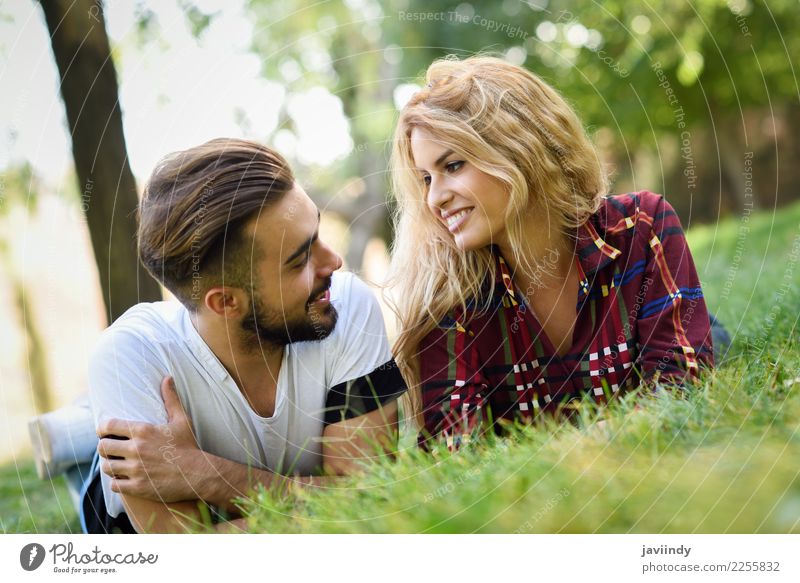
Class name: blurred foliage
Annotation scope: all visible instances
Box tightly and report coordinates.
[246,0,397,182]
[234,0,800,226]
[0,162,39,261]
[179,0,216,38]
[383,0,800,148]
[0,164,54,414]
[0,163,38,215]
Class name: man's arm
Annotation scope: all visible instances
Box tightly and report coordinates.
[185,401,401,507]
[118,493,244,534]
[321,400,398,475]
[187,399,400,503]
[98,377,397,513]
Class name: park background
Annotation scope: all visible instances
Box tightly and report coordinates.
[1,0,798,533]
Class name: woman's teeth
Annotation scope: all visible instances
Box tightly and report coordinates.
[446,208,471,230]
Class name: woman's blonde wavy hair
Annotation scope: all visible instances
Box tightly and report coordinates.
[387,55,608,428]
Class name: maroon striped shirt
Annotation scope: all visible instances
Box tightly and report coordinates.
[418,191,714,450]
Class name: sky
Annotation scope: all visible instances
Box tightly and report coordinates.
[0,0,355,187]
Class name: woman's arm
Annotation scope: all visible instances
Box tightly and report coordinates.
[417,315,489,451]
[635,194,714,387]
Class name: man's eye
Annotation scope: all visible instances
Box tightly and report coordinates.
[446,161,464,173]
[295,252,310,268]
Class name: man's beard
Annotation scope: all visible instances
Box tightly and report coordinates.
[240,279,338,348]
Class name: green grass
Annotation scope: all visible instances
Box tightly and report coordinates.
[688,198,800,349]
[0,460,81,534]
[243,361,800,533]
[3,201,799,533]
[240,200,800,533]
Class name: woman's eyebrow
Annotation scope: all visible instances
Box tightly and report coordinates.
[416,149,454,172]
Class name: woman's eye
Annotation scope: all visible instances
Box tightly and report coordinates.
[422,174,431,186]
[446,161,464,173]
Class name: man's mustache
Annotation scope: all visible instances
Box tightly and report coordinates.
[306,277,332,305]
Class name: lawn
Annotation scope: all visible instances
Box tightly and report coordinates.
[2,200,798,533]
[0,460,80,534]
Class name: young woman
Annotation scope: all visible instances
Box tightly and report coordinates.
[388,56,714,450]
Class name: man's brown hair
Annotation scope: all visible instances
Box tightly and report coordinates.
[137,138,295,310]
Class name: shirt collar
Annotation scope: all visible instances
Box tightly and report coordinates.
[490,220,623,303]
[180,305,231,383]
[575,220,622,279]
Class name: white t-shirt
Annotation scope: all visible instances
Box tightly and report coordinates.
[88,271,395,518]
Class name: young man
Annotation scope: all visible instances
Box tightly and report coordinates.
[84,138,406,533]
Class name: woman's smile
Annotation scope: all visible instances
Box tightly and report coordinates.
[442,207,474,232]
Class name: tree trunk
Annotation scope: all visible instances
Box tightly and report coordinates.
[39,0,161,323]
[13,277,52,414]
[341,58,397,272]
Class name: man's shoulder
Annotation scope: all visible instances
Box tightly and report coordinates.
[94,301,187,353]
[297,271,387,359]
[331,270,369,298]
[329,271,379,321]
[109,300,184,330]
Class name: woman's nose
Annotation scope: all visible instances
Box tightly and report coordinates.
[427,176,453,211]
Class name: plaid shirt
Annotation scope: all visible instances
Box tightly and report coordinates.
[418,191,714,450]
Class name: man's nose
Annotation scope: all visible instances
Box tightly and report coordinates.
[316,241,343,277]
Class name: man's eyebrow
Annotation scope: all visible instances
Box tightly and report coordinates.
[416,149,454,172]
[284,209,321,266]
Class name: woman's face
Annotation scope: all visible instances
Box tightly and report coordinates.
[410,127,510,252]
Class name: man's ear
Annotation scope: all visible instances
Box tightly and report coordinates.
[204,286,248,318]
